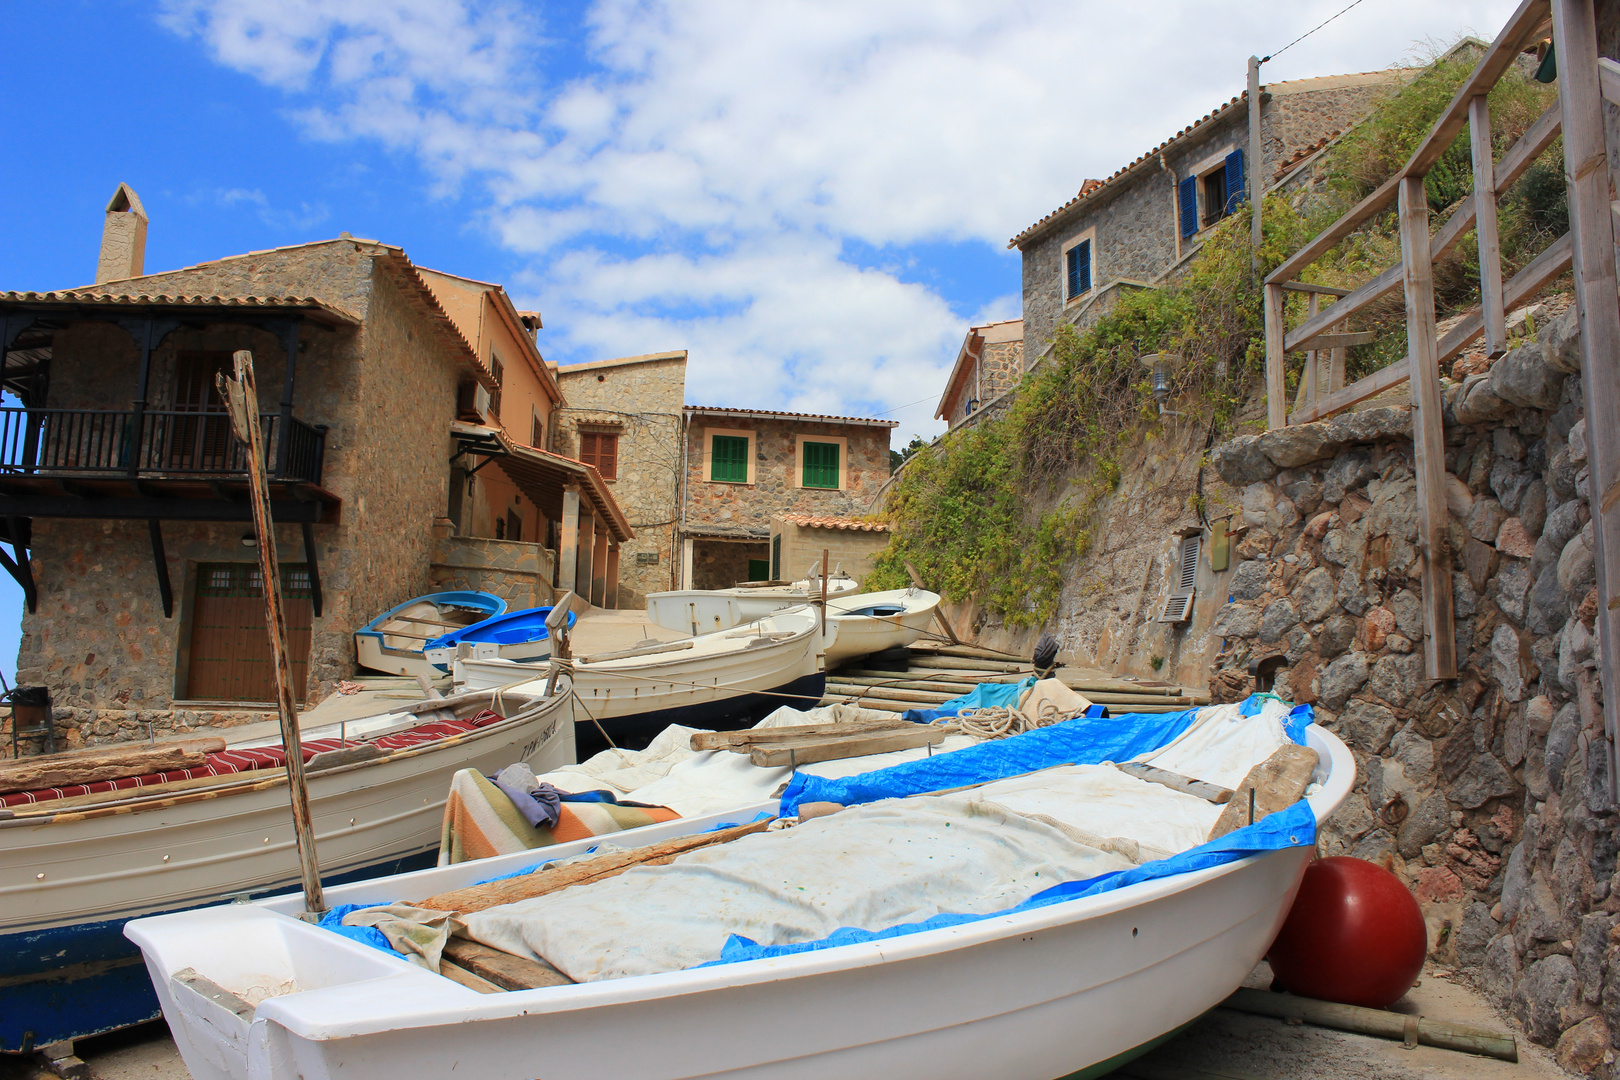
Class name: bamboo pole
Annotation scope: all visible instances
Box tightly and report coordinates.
[216,350,324,916]
[1223,988,1518,1062]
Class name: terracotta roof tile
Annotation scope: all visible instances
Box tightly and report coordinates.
[0,290,360,325]
[778,514,890,532]
[685,406,898,428]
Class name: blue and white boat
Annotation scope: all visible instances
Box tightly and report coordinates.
[354,591,506,678]
[0,686,574,1055]
[422,606,577,672]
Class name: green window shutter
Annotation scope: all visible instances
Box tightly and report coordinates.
[711,435,749,482]
[802,441,840,488]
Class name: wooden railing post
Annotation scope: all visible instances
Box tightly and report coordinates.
[1398,175,1458,681]
[1264,282,1286,429]
[1469,95,1508,358]
[1552,0,1620,799]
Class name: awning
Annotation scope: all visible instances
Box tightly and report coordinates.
[450,421,633,543]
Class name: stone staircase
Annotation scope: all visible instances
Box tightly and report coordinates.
[819,643,1210,715]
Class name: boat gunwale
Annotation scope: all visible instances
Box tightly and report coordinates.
[354,591,507,641]
[232,722,1354,1040]
[0,689,569,827]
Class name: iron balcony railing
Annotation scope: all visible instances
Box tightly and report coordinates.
[0,408,326,485]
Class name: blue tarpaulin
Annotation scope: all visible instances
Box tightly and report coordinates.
[900,674,1037,723]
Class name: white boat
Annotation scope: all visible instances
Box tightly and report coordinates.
[124,708,1354,1080]
[822,587,941,665]
[454,607,828,756]
[0,686,574,1053]
[354,591,507,678]
[646,572,860,637]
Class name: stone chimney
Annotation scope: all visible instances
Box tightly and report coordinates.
[96,183,148,284]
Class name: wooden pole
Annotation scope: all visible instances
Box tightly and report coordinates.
[819,548,829,636]
[1469,94,1508,358]
[1264,282,1287,429]
[1249,55,1263,275]
[1223,988,1518,1061]
[216,350,324,916]
[1397,177,1458,681]
[1552,0,1620,800]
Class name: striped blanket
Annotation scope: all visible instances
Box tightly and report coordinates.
[2,710,507,807]
[438,769,681,865]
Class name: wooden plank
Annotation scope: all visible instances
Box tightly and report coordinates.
[1283,265,1398,352]
[1288,359,1410,426]
[437,960,504,994]
[689,718,909,751]
[1277,281,1350,296]
[1222,988,1519,1062]
[1299,293,1320,412]
[1554,0,1620,801]
[1470,95,1509,358]
[1114,761,1233,804]
[577,639,693,664]
[1399,175,1458,681]
[1289,331,1378,352]
[1602,56,1620,105]
[823,684,954,705]
[907,643,1023,662]
[749,726,946,767]
[1401,0,1552,178]
[415,817,776,914]
[1264,282,1287,429]
[903,561,962,644]
[440,939,574,990]
[1328,345,1346,393]
[1207,745,1319,840]
[0,737,225,794]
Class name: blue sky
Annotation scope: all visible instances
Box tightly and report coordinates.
[0,0,1520,680]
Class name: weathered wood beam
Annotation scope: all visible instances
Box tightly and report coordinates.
[1553,0,1620,801]
[1277,281,1350,296]
[1601,56,1620,105]
[1290,331,1379,353]
[1266,175,1401,288]
[1265,283,1287,429]
[1470,95,1509,357]
[1398,176,1457,681]
[1401,0,1552,177]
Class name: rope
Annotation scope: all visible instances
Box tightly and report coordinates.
[1266,0,1367,61]
[953,695,1086,741]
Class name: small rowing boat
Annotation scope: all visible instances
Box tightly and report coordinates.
[354,591,507,678]
[0,685,573,1053]
[422,605,577,672]
[822,587,940,664]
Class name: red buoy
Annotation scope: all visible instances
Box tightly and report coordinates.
[1266,856,1427,1009]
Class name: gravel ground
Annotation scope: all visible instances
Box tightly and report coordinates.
[0,963,1555,1079]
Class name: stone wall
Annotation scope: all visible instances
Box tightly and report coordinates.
[553,353,686,607]
[690,538,769,591]
[684,416,892,541]
[428,532,556,611]
[771,518,890,585]
[1205,304,1614,1073]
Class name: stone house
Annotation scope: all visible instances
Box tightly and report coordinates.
[935,318,1023,430]
[551,351,687,607]
[681,407,897,590]
[769,513,891,586]
[1010,68,1401,362]
[0,197,631,748]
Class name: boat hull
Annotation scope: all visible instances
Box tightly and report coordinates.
[0,693,573,1052]
[822,588,940,665]
[126,727,1354,1080]
[353,591,506,677]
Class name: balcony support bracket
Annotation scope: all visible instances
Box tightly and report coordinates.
[0,516,36,614]
[301,521,323,618]
[148,519,174,618]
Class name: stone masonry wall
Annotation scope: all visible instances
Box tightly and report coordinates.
[554,355,685,607]
[428,533,556,612]
[1205,303,1613,1073]
[684,417,892,540]
[690,539,769,591]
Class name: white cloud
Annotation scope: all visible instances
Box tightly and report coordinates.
[161,0,1524,438]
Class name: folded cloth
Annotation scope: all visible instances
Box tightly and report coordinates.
[491,763,563,829]
[438,769,681,865]
[341,904,464,972]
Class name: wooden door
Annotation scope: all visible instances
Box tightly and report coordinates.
[167,351,235,470]
[186,562,313,702]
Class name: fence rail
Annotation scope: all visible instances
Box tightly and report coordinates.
[0,408,325,484]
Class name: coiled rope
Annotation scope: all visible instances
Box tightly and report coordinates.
[953,695,1087,741]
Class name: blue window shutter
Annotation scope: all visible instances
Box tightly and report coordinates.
[1066,246,1080,298]
[1178,176,1198,238]
[1224,148,1246,215]
[1076,239,1091,293]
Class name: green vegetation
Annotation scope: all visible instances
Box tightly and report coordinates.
[868,42,1566,627]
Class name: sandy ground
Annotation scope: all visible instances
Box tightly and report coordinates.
[0,962,1555,1080]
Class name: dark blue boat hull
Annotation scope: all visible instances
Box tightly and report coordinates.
[0,850,436,1052]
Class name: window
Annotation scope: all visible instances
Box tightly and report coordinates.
[488,354,504,420]
[530,410,545,449]
[704,428,755,484]
[1179,148,1246,239]
[506,509,523,543]
[711,434,750,483]
[801,441,840,489]
[771,534,782,579]
[1158,533,1201,623]
[580,430,618,480]
[1065,240,1092,299]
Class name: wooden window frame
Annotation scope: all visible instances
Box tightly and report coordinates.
[579,428,620,481]
[794,434,847,491]
[1061,229,1096,306]
[1185,145,1244,234]
[704,427,755,485]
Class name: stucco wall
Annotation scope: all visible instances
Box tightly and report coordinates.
[684,416,892,541]
[771,520,890,585]
[554,355,686,606]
